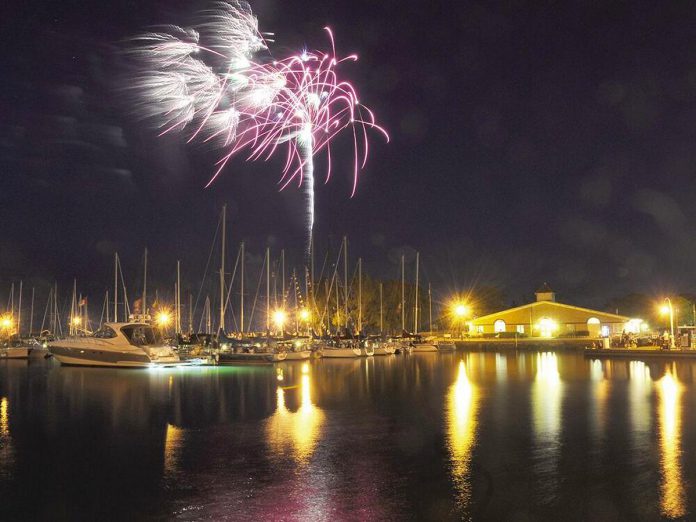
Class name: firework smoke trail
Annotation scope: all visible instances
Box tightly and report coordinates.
[123,1,388,253]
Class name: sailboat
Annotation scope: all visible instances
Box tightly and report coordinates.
[319,238,362,358]
[217,238,286,364]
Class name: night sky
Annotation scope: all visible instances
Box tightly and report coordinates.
[3,0,696,311]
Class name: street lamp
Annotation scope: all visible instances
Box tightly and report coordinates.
[660,298,676,349]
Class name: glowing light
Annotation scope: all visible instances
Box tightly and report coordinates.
[536,317,558,338]
[446,360,478,508]
[298,308,311,321]
[660,305,670,316]
[272,309,287,329]
[156,311,172,328]
[71,316,82,326]
[658,371,685,518]
[0,315,13,330]
[625,318,643,334]
[453,303,470,318]
[125,3,388,253]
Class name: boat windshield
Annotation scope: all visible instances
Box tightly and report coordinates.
[121,325,159,346]
[93,326,117,339]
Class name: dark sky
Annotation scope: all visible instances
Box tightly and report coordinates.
[3,0,696,312]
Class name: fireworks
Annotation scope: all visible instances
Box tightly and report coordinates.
[125,1,388,251]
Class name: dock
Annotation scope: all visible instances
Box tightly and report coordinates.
[584,347,696,359]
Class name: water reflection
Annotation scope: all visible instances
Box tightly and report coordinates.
[266,365,325,464]
[590,360,608,436]
[532,353,562,498]
[0,396,13,478]
[657,371,685,519]
[629,361,651,438]
[163,423,185,479]
[446,360,479,508]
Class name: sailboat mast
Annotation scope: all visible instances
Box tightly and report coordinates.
[266,247,270,332]
[17,281,22,336]
[343,236,348,329]
[414,251,419,334]
[70,279,77,335]
[143,248,148,319]
[240,241,245,334]
[114,253,118,323]
[358,257,362,334]
[281,249,285,307]
[219,204,226,333]
[428,283,432,333]
[176,260,181,334]
[379,282,383,335]
[189,292,193,333]
[29,287,34,336]
[401,255,405,332]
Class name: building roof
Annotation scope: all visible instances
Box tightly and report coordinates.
[471,300,631,324]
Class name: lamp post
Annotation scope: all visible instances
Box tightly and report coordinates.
[660,298,676,349]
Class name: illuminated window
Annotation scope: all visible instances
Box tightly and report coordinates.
[494,320,506,333]
[516,325,525,334]
[477,325,484,333]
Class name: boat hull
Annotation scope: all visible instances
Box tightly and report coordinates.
[412,343,438,353]
[436,342,456,351]
[321,348,361,358]
[374,345,396,355]
[49,345,153,367]
[0,347,32,359]
[217,352,287,364]
[283,350,312,360]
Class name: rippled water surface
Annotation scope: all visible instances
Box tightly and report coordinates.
[1,352,695,520]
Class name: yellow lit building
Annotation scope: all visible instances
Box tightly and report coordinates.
[469,283,638,338]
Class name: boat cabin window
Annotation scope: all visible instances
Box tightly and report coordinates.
[121,325,157,346]
[93,326,117,339]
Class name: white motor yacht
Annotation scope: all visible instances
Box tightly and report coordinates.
[48,323,180,368]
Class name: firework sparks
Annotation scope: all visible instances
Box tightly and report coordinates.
[124,1,388,252]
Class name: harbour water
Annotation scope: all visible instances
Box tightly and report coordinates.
[1,352,694,520]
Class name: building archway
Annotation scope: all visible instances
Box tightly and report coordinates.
[494,319,506,333]
[587,317,600,338]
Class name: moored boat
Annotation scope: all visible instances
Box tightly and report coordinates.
[436,340,456,351]
[48,322,180,368]
[374,341,397,356]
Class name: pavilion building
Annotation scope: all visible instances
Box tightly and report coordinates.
[468,283,641,338]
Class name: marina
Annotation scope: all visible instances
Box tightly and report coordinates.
[3,350,696,520]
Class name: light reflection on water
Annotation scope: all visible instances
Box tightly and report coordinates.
[266,365,325,464]
[0,396,13,479]
[532,353,562,500]
[446,359,478,508]
[658,370,685,519]
[5,354,696,519]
